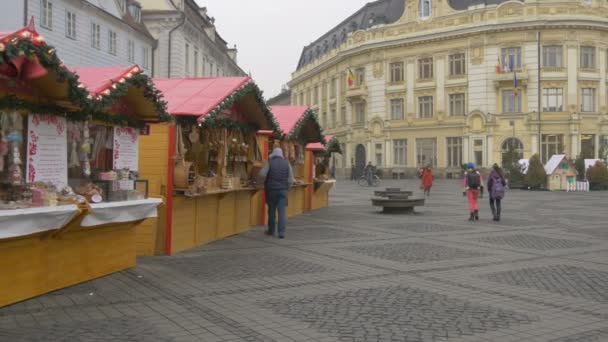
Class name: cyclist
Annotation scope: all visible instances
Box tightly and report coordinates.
[364,162,375,186]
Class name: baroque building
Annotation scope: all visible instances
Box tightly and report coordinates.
[139,0,244,78]
[0,0,155,74]
[288,0,608,178]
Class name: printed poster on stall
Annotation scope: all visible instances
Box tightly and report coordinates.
[26,115,68,188]
[113,127,139,171]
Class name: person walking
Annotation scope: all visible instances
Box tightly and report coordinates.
[350,163,356,181]
[364,162,375,186]
[487,164,507,221]
[462,162,484,221]
[258,148,295,239]
[420,164,433,196]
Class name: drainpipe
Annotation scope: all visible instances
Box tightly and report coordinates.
[167,0,185,78]
[23,0,29,26]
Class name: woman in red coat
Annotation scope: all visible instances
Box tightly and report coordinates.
[420,164,433,196]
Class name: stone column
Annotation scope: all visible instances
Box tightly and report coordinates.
[599,48,607,112]
[571,133,579,157]
[595,134,600,159]
[567,44,578,111]
[385,139,392,170]
[462,137,471,164]
[436,55,446,115]
[487,135,494,167]
[406,58,415,116]
[531,134,539,156]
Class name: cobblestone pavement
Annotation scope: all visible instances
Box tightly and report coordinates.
[1,180,607,342]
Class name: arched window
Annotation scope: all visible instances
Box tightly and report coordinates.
[419,0,432,19]
[501,138,524,166]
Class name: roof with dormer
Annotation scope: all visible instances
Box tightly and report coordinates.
[296,0,405,70]
[447,0,522,11]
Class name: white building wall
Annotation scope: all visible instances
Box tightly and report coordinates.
[366,65,386,120]
[24,0,154,74]
[524,43,540,112]
[468,49,490,114]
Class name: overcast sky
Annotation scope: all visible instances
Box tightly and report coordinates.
[195,0,372,99]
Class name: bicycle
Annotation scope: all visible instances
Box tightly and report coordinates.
[358,174,380,187]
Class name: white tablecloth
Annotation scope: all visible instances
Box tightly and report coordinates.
[0,205,80,239]
[81,198,163,228]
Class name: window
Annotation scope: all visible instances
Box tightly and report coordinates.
[501,47,522,70]
[354,102,366,123]
[418,58,433,79]
[419,0,432,19]
[355,68,365,86]
[581,134,596,158]
[322,82,327,100]
[127,40,135,63]
[321,112,327,128]
[542,134,564,163]
[416,138,437,167]
[330,78,337,98]
[142,47,149,69]
[542,46,563,68]
[581,88,596,112]
[449,93,466,116]
[542,88,563,112]
[393,139,407,166]
[90,22,100,49]
[389,62,404,83]
[501,90,522,113]
[473,139,484,167]
[65,10,76,39]
[501,138,524,166]
[449,53,466,75]
[580,46,596,69]
[129,4,141,22]
[108,30,117,55]
[194,50,199,77]
[390,99,404,120]
[216,67,220,77]
[41,0,53,29]
[203,56,207,76]
[313,86,319,105]
[446,137,463,167]
[340,106,346,124]
[185,43,190,76]
[418,96,433,118]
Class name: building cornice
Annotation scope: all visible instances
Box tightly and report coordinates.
[289,19,608,86]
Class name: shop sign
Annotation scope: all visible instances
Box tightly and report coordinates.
[113,127,139,171]
[26,115,68,188]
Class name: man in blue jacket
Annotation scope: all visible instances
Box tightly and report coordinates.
[258,147,295,239]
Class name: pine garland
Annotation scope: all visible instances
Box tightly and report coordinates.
[0,30,171,128]
[200,82,283,135]
[326,136,342,154]
[287,108,325,145]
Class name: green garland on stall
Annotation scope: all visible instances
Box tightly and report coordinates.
[93,72,172,123]
[203,82,283,135]
[176,115,254,134]
[287,108,325,145]
[0,32,171,127]
[0,95,146,128]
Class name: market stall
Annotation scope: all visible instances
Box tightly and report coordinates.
[140,77,281,255]
[307,135,341,210]
[265,106,324,219]
[0,23,169,306]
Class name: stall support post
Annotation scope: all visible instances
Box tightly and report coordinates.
[165,125,176,256]
[257,133,270,226]
[306,150,314,212]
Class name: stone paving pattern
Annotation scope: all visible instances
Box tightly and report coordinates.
[1,179,607,342]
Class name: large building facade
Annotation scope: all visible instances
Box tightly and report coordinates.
[289,0,608,178]
[0,0,156,74]
[140,0,244,78]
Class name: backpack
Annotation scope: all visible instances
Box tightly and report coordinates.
[467,172,480,189]
[491,177,505,200]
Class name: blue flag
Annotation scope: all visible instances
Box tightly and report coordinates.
[513,71,519,97]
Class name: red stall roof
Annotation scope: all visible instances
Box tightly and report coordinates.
[72,65,141,95]
[269,106,309,134]
[153,77,250,117]
[307,135,333,151]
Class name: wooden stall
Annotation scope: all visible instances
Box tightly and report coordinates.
[307,135,341,211]
[140,77,281,255]
[259,106,324,222]
[0,23,168,307]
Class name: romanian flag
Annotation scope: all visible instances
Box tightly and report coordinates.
[347,68,356,87]
[496,57,502,74]
[513,71,519,97]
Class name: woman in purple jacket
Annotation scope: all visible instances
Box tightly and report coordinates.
[487,164,507,221]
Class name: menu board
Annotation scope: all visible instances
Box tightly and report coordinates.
[113,127,139,171]
[26,115,68,188]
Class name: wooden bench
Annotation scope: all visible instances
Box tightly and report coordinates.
[371,188,425,213]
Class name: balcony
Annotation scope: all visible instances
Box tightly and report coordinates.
[346,84,368,100]
[493,67,528,88]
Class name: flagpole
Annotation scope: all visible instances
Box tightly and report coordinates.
[537,30,542,161]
